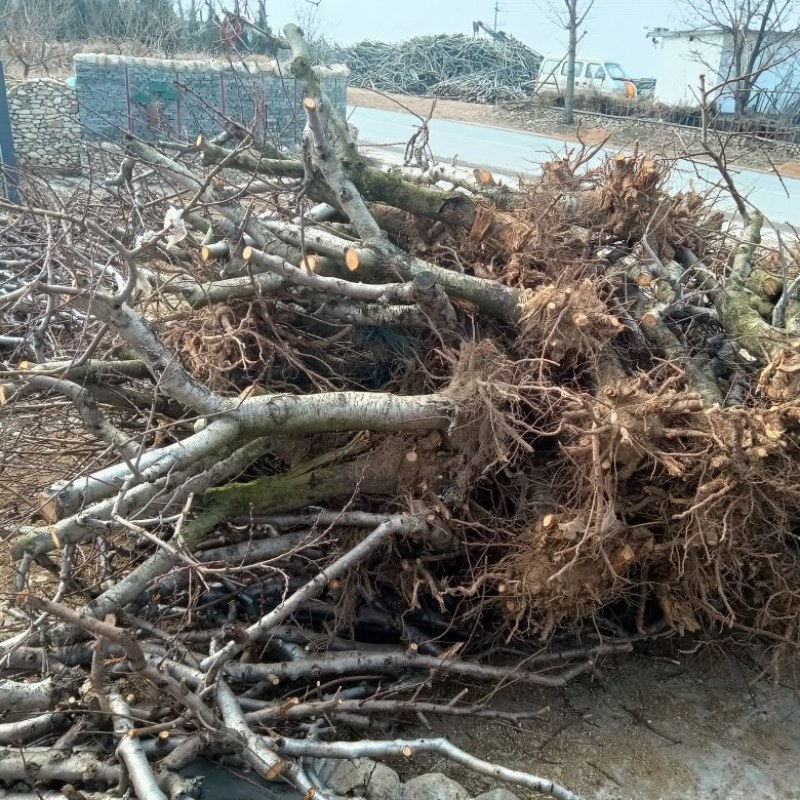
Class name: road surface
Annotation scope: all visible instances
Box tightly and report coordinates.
[348,106,800,227]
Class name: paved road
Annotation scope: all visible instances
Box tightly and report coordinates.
[348,106,800,226]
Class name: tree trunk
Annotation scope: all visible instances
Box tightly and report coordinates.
[564,0,578,125]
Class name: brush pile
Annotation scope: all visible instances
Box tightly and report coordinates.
[344,34,542,102]
[2,22,800,800]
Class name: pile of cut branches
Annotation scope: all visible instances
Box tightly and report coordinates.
[345,34,542,102]
[3,23,800,800]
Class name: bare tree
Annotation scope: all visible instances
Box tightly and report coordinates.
[679,0,800,114]
[0,0,181,74]
[0,0,74,78]
[83,0,180,54]
[294,0,335,42]
[540,0,596,124]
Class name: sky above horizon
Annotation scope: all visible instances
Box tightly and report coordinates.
[264,0,686,77]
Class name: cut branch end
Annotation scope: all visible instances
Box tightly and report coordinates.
[344,249,360,273]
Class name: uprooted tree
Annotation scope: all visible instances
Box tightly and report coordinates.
[3,21,800,800]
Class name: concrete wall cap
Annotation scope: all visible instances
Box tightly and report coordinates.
[313,64,350,78]
[71,53,340,76]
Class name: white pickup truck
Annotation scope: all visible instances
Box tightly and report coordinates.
[535,54,639,98]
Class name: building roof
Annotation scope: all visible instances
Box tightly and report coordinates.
[646,27,800,40]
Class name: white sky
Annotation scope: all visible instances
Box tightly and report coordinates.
[263,0,685,77]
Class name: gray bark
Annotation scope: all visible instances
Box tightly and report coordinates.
[564,0,578,125]
[0,711,69,745]
[108,691,168,800]
[0,751,119,785]
[0,678,64,713]
[276,738,583,800]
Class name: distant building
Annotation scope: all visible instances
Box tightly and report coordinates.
[647,28,800,115]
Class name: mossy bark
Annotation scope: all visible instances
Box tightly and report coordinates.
[746,268,783,302]
[198,139,474,228]
[717,289,788,361]
[181,442,450,547]
[198,140,306,178]
[346,158,477,225]
[782,299,800,335]
[747,292,776,320]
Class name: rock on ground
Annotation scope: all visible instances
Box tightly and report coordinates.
[399,772,470,800]
[312,757,401,800]
[473,790,520,800]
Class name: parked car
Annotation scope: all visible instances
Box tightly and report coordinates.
[534,54,638,98]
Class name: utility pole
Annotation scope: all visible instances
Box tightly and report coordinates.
[493,1,500,32]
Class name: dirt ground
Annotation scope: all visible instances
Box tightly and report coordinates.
[4,529,799,800]
[3,547,798,800]
[348,87,800,178]
[179,639,800,800]
[405,643,800,800]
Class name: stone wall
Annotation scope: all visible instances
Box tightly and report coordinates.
[7,78,83,175]
[73,54,348,150]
